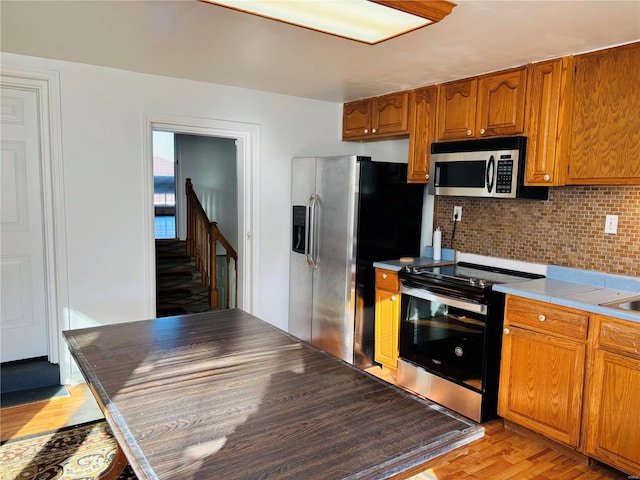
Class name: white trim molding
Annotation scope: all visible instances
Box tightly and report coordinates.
[1,65,70,383]
[143,113,260,317]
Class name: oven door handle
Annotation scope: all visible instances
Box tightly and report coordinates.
[401,285,487,315]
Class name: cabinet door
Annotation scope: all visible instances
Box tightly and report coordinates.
[343,99,372,139]
[476,67,527,137]
[567,42,640,184]
[373,91,409,136]
[586,350,640,475]
[524,58,570,186]
[498,326,585,448]
[437,78,478,140]
[585,315,640,476]
[374,289,400,369]
[408,86,437,183]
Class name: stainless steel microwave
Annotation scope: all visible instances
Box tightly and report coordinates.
[430,137,548,200]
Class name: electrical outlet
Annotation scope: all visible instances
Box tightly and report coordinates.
[453,206,462,222]
[604,214,618,234]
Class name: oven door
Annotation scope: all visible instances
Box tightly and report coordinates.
[399,285,487,392]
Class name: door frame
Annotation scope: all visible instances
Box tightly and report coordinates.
[143,114,260,316]
[1,66,69,380]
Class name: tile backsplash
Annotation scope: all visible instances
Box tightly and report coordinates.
[435,186,640,277]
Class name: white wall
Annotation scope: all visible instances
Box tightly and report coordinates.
[1,53,360,354]
[177,134,238,251]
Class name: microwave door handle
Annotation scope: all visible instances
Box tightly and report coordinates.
[486,155,495,194]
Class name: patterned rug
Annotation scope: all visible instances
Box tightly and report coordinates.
[0,420,137,480]
[0,419,440,480]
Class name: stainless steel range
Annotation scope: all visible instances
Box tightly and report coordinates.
[397,262,543,422]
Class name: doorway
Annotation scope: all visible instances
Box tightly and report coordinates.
[144,114,259,318]
[154,131,238,314]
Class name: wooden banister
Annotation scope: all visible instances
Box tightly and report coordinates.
[185,178,238,309]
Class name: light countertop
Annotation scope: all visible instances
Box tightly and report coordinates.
[494,266,640,323]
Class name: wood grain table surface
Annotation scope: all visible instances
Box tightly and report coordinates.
[63,309,483,480]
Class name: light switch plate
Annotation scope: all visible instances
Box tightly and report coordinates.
[604,215,618,234]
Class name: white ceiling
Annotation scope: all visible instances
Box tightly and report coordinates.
[2,0,639,103]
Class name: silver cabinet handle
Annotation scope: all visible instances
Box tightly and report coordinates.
[372,128,377,134]
[480,128,486,135]
[504,328,510,335]
[543,174,550,181]
[466,129,472,136]
[364,128,369,134]
[425,173,430,180]
[538,314,546,322]
[391,295,397,301]
[382,273,388,279]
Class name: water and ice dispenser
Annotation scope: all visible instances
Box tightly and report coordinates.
[292,205,306,254]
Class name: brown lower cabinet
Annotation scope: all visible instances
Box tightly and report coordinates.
[585,315,640,475]
[499,295,640,476]
[374,269,401,369]
[498,296,587,448]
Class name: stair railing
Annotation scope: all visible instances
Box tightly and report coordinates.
[185,178,238,309]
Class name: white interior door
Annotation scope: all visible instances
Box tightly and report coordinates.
[1,86,49,362]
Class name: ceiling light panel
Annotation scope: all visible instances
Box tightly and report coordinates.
[203,0,434,44]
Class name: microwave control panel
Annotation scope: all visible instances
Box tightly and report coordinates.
[496,157,514,194]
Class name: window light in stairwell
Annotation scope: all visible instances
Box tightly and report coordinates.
[199,0,457,44]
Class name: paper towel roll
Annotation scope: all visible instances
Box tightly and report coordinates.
[433,227,442,261]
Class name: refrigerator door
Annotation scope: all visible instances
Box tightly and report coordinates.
[312,155,359,362]
[354,162,424,367]
[289,157,316,343]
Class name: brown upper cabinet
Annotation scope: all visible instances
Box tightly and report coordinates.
[407,86,438,183]
[435,77,477,140]
[565,42,640,185]
[437,67,528,141]
[523,57,571,186]
[342,41,639,186]
[342,91,409,140]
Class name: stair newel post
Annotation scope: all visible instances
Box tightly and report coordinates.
[185,179,194,256]
[225,254,231,309]
[209,222,219,308]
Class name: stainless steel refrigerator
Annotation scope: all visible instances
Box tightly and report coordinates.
[289,155,424,367]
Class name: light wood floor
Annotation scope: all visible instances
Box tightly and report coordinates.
[1,384,103,442]
[0,382,629,479]
[365,367,629,480]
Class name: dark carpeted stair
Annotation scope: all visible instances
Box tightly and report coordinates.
[155,239,215,317]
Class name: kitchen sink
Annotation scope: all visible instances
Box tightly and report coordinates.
[602,295,640,313]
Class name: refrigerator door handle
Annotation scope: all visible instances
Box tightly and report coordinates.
[307,194,319,269]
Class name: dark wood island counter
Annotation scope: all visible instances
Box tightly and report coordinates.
[64,309,482,479]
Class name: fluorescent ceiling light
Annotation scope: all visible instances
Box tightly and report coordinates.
[201,0,456,44]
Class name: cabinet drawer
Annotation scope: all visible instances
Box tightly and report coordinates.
[597,315,640,357]
[376,269,399,292]
[505,295,589,340]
